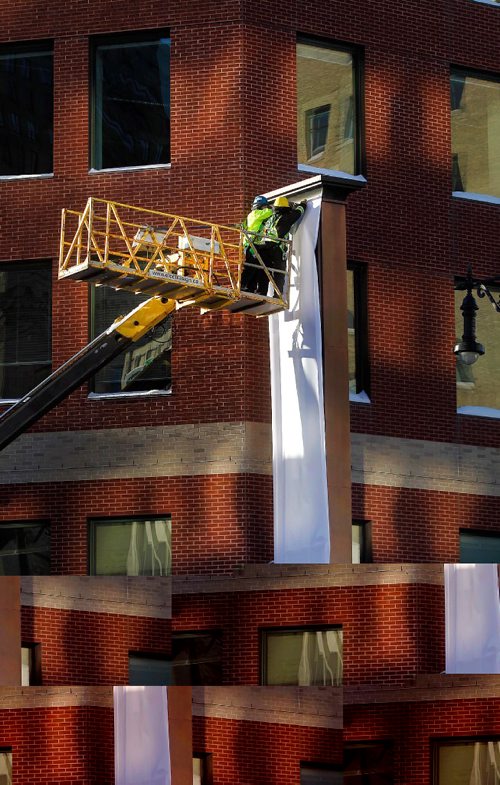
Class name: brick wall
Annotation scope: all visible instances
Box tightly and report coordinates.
[193,715,343,785]
[344,697,500,785]
[21,606,171,685]
[1,0,500,571]
[0,705,114,784]
[172,581,445,685]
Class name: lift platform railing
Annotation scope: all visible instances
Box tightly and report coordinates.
[58,198,292,314]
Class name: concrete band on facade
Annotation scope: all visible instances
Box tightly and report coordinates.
[19,576,172,618]
[0,686,113,709]
[2,424,499,498]
[191,686,342,728]
[344,676,500,705]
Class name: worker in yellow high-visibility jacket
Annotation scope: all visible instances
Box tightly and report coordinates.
[240,195,273,293]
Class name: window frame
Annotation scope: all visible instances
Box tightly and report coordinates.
[128,650,172,685]
[344,739,394,784]
[260,624,343,686]
[193,753,214,785]
[0,747,12,785]
[352,520,372,563]
[0,39,54,179]
[0,519,51,575]
[300,761,343,784]
[169,629,223,686]
[88,515,172,576]
[432,736,500,785]
[459,528,500,562]
[0,260,53,402]
[89,29,171,173]
[87,285,172,397]
[450,65,500,202]
[296,34,366,178]
[21,642,42,686]
[348,261,370,398]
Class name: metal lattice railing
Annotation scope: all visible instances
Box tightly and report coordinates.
[58,197,292,312]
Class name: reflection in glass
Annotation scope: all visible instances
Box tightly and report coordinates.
[264,628,343,686]
[0,521,50,575]
[93,35,170,169]
[451,72,500,198]
[455,287,500,411]
[0,47,53,175]
[167,631,223,685]
[297,42,355,174]
[91,518,172,576]
[437,741,500,785]
[92,287,171,394]
[0,262,52,399]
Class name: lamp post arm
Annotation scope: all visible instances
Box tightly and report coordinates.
[477,283,500,313]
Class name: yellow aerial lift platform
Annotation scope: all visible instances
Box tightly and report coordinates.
[59,197,291,317]
[0,197,293,451]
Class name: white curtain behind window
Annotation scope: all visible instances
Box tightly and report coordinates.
[126,520,172,576]
[114,685,171,785]
[470,742,500,785]
[297,630,342,685]
[445,563,500,673]
[269,195,330,563]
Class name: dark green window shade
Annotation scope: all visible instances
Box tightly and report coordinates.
[0,261,51,399]
[129,653,171,686]
[92,34,170,170]
[0,521,50,575]
[91,287,171,394]
[460,531,500,563]
[0,43,53,176]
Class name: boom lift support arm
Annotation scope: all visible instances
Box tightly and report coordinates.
[0,297,175,453]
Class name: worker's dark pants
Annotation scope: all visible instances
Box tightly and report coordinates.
[241,244,286,296]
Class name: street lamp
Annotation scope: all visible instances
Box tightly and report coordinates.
[454,266,500,365]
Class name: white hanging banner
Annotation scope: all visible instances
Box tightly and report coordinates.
[114,686,171,785]
[269,195,330,563]
[445,563,500,674]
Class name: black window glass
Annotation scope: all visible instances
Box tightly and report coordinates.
[129,653,171,685]
[168,631,223,685]
[91,287,171,394]
[0,262,52,398]
[93,33,170,170]
[301,765,343,785]
[344,741,394,785]
[0,521,50,575]
[0,44,53,176]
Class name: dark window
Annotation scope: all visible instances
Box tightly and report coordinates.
[193,753,213,785]
[0,520,50,575]
[129,652,171,685]
[91,31,170,170]
[301,763,343,785]
[460,530,500,563]
[434,738,500,784]
[344,741,394,785]
[21,643,41,686]
[306,104,331,158]
[90,287,172,394]
[89,517,171,576]
[261,626,343,686]
[0,41,53,176]
[0,261,52,399]
[297,37,364,175]
[168,631,223,686]
[0,748,12,785]
[347,263,369,398]
[352,521,372,563]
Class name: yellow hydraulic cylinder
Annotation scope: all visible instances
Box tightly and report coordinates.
[110,296,176,341]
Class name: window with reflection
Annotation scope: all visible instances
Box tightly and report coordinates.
[0,750,12,785]
[347,263,369,399]
[89,517,171,576]
[300,763,343,785]
[434,739,500,784]
[91,32,170,170]
[0,261,52,399]
[0,520,50,575]
[0,41,53,176]
[455,285,500,412]
[193,754,213,785]
[128,652,171,685]
[352,521,371,564]
[297,39,360,175]
[91,287,171,395]
[451,70,500,199]
[261,627,343,686]
[21,643,41,686]
[344,741,394,785]
[460,530,500,562]
[168,631,223,685]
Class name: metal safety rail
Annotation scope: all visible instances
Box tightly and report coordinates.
[59,198,292,316]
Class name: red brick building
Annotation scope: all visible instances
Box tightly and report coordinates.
[1,0,500,572]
